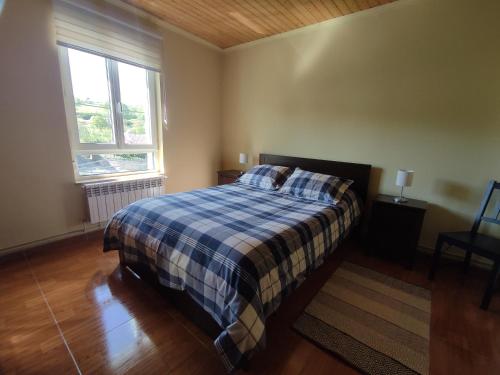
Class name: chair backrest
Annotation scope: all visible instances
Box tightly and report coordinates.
[471,180,500,235]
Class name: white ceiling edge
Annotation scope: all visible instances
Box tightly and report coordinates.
[104,0,223,52]
[223,0,401,53]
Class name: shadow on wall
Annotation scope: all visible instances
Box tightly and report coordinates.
[63,182,87,227]
[422,202,494,267]
[423,180,499,266]
[425,178,500,248]
[434,179,474,203]
[420,203,472,248]
[429,178,500,239]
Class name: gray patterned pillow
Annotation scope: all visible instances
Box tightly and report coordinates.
[238,164,293,190]
[278,168,353,204]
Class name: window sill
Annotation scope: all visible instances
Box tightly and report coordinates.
[76,172,167,185]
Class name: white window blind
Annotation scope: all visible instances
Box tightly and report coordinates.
[52,0,163,72]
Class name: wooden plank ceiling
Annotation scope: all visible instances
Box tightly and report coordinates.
[122,0,397,49]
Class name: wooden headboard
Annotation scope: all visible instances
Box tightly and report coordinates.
[259,153,372,202]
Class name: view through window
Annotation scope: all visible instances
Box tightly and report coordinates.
[61,47,159,178]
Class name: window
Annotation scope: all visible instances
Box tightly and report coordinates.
[59,47,160,180]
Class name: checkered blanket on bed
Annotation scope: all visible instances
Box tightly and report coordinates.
[103,183,361,371]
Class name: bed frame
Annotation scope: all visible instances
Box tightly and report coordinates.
[119,154,372,358]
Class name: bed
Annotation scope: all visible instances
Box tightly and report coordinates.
[103,153,371,371]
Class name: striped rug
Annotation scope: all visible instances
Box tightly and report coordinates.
[294,262,430,375]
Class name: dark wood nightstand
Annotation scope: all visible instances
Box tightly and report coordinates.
[367,194,428,268]
[217,170,242,185]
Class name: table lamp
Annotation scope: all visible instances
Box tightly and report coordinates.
[394,169,414,203]
[239,153,248,175]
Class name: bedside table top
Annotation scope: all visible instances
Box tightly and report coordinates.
[217,169,242,177]
[376,194,428,210]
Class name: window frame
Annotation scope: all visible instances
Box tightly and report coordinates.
[58,46,162,182]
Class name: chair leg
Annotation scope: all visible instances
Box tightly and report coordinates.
[480,261,500,310]
[428,235,444,280]
[462,249,472,276]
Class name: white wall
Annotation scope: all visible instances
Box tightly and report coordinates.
[0,0,222,251]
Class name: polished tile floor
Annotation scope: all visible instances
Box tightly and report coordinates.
[1,232,500,374]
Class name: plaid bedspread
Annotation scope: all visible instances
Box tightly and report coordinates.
[103,183,361,371]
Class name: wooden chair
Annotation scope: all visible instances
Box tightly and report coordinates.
[428,180,500,310]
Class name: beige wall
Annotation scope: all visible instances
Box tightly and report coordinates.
[162,29,222,193]
[221,0,500,248]
[0,0,222,251]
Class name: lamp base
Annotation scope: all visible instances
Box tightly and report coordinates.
[394,196,408,203]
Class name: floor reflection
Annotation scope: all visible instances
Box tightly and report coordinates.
[93,283,131,331]
[93,271,153,369]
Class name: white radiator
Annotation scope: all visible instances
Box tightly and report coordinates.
[83,176,165,224]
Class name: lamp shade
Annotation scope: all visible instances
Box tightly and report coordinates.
[239,153,248,164]
[395,169,414,187]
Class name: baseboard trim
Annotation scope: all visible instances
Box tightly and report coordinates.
[418,245,492,270]
[0,227,104,257]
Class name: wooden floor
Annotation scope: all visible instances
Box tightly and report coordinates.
[1,232,500,374]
